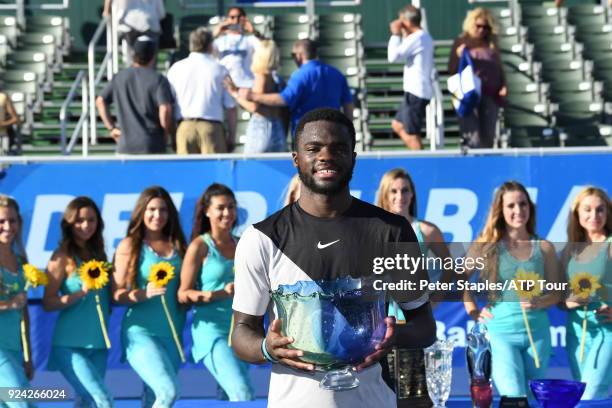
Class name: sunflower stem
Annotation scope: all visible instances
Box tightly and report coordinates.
[579,305,588,364]
[95,293,111,349]
[161,295,186,363]
[21,315,29,363]
[521,304,540,369]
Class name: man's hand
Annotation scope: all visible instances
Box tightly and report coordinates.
[110,127,121,143]
[242,17,254,34]
[389,19,403,36]
[265,319,314,371]
[355,316,395,371]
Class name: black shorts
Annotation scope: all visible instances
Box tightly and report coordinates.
[394,92,430,136]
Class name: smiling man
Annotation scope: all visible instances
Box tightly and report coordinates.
[231,108,436,407]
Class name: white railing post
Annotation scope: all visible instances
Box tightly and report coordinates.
[82,77,89,157]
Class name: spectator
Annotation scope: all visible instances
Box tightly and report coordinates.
[167,28,237,154]
[226,40,287,153]
[0,90,19,155]
[388,5,434,150]
[213,7,264,89]
[103,0,166,66]
[96,36,174,155]
[243,39,354,136]
[448,8,506,148]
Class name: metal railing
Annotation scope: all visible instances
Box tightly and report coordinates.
[421,7,445,150]
[88,17,116,149]
[60,70,89,156]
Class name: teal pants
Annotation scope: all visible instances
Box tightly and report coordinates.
[489,328,551,397]
[202,337,254,401]
[566,321,612,400]
[49,347,112,408]
[124,331,180,408]
[0,348,31,408]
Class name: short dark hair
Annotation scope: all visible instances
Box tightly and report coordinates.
[401,5,422,26]
[295,108,356,150]
[228,6,246,17]
[294,39,318,60]
[132,36,157,65]
[190,27,213,53]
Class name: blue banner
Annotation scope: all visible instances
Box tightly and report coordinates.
[1,152,610,370]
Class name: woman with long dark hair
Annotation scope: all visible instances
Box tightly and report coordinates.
[113,186,187,408]
[43,196,112,407]
[463,181,561,397]
[178,183,254,401]
[0,195,33,408]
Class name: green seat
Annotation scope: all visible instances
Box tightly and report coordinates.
[318,24,361,41]
[504,109,551,127]
[274,14,313,25]
[568,7,607,28]
[318,13,360,25]
[550,90,598,104]
[507,127,559,148]
[489,8,514,27]
[319,41,361,58]
[556,101,603,126]
[562,125,611,147]
[364,59,402,75]
[26,15,68,48]
[273,25,310,41]
[7,50,48,64]
[0,71,38,84]
[506,92,542,107]
[321,56,361,77]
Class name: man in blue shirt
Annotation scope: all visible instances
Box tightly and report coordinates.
[242,39,353,134]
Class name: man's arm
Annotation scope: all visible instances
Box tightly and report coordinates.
[231,312,266,363]
[225,107,237,152]
[397,301,436,348]
[158,102,173,148]
[249,92,287,107]
[95,96,120,143]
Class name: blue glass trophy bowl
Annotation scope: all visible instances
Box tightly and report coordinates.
[270,277,387,391]
[529,379,586,408]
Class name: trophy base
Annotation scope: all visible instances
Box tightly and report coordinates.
[319,367,360,391]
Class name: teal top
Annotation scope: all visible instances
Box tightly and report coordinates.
[389,221,427,321]
[121,244,185,340]
[191,234,235,363]
[0,261,25,351]
[566,237,612,333]
[51,257,111,349]
[487,240,550,334]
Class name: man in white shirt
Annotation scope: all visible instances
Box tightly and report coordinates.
[388,5,434,150]
[213,7,264,88]
[167,28,237,154]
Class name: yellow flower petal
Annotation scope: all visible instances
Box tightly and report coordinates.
[23,264,48,287]
[570,272,601,300]
[78,260,110,290]
[513,269,542,300]
[148,262,175,288]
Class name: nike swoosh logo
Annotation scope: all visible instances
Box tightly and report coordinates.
[317,239,340,249]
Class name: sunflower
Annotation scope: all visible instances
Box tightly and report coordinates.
[570,272,601,300]
[23,264,48,288]
[79,260,110,290]
[148,262,175,288]
[513,268,542,300]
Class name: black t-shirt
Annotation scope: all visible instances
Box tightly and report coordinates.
[233,197,428,407]
[100,66,173,154]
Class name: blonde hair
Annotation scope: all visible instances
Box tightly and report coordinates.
[251,40,280,75]
[567,186,612,243]
[375,168,416,217]
[462,7,498,46]
[0,194,27,261]
[475,181,536,300]
[284,174,301,206]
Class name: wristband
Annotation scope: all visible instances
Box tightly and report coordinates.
[261,338,278,363]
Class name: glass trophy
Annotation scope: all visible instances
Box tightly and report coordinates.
[270,276,387,391]
[466,323,493,408]
[424,340,455,408]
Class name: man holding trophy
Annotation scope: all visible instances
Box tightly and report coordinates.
[231,108,436,406]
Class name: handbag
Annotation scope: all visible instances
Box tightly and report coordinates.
[447,48,482,117]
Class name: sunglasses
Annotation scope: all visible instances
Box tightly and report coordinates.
[228,14,241,20]
[476,24,491,31]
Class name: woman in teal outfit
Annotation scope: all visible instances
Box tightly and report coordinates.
[562,186,611,400]
[178,183,254,401]
[376,168,452,313]
[0,195,33,408]
[43,197,112,408]
[113,186,187,408]
[463,181,561,397]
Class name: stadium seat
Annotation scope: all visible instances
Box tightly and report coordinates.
[26,15,69,53]
[0,15,19,47]
[555,101,604,127]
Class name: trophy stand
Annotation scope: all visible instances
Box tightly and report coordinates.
[387,323,434,408]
